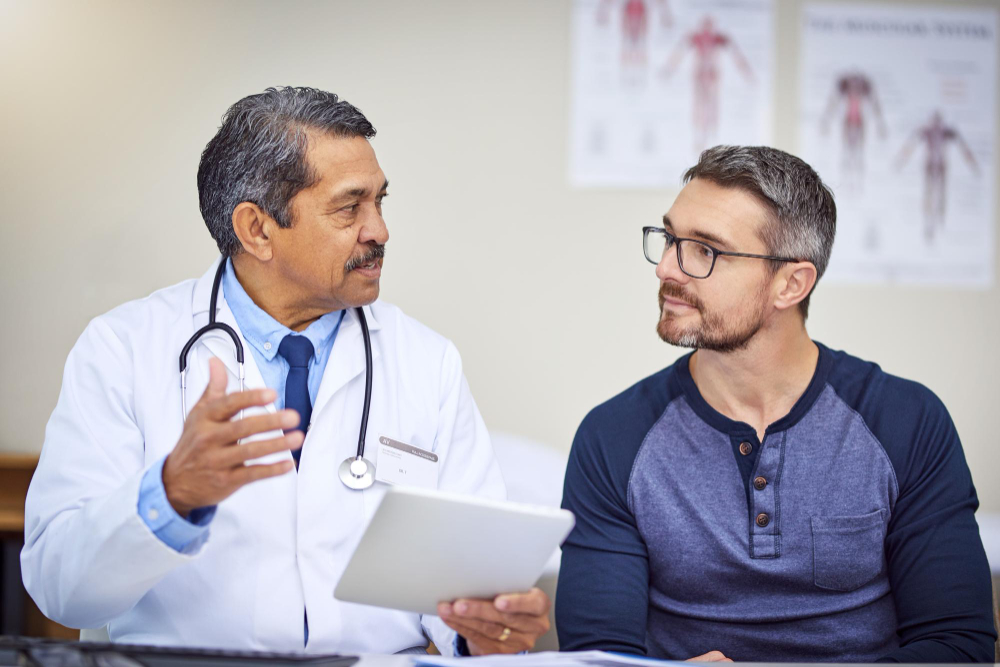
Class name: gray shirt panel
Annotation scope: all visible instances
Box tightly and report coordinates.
[630,385,900,660]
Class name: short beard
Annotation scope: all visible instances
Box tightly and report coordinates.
[656,280,769,353]
[344,243,386,272]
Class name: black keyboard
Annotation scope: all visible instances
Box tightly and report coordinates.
[0,636,360,667]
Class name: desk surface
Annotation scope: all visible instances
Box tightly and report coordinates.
[0,639,976,667]
[353,656,940,667]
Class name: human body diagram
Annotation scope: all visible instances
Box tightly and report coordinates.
[896,111,979,242]
[820,72,887,192]
[660,16,754,152]
[596,0,673,77]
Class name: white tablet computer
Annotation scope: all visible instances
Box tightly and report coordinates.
[333,486,575,616]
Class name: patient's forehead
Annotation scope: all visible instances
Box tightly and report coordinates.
[665,178,770,253]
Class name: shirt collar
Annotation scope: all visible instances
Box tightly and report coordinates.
[221,258,343,362]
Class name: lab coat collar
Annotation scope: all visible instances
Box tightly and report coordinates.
[310,304,382,420]
[191,257,382,332]
[190,258,383,422]
[188,259,268,399]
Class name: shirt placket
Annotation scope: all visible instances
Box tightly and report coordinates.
[748,430,786,559]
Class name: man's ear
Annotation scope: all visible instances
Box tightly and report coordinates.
[774,261,818,313]
[232,202,276,261]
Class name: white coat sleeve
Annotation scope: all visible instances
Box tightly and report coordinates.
[21,317,199,629]
[419,341,507,655]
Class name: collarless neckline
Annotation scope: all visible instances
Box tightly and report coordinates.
[670,342,833,437]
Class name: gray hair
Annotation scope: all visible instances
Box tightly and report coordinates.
[197,86,376,256]
[682,145,836,319]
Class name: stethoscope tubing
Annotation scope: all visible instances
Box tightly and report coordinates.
[179,259,246,421]
[355,302,373,462]
[178,257,373,465]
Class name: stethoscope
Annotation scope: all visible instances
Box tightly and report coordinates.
[178,258,377,490]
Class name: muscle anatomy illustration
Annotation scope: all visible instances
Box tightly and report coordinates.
[661,16,753,152]
[820,72,887,192]
[896,111,979,241]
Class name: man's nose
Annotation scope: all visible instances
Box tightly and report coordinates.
[359,205,389,246]
[655,244,689,284]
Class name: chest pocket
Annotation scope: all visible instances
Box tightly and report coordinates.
[810,510,886,592]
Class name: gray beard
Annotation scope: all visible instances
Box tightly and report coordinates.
[657,295,769,353]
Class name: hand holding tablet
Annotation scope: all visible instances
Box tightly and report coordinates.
[438,587,553,655]
[333,487,575,646]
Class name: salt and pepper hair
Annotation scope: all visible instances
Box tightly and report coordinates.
[682,145,837,319]
[198,87,376,256]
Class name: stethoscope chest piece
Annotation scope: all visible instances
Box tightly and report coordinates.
[339,457,375,490]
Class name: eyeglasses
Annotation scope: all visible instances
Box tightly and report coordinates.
[642,226,802,279]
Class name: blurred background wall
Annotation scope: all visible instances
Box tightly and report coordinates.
[0,0,997,515]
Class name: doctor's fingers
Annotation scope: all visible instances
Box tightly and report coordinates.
[231,459,295,486]
[493,588,550,616]
[216,409,300,444]
[217,431,304,467]
[195,387,277,422]
[439,615,504,639]
[439,619,531,654]
[446,599,550,635]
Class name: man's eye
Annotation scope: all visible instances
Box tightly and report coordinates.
[341,204,359,214]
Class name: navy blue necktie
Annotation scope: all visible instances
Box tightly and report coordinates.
[277,334,315,466]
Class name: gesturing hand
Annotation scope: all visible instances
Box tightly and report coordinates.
[163,357,303,517]
[437,587,551,655]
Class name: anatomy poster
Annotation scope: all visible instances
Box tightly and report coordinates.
[799,3,998,286]
[569,0,775,188]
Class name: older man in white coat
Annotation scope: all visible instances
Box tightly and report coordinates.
[21,87,549,656]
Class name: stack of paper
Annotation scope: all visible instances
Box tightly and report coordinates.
[415,650,682,667]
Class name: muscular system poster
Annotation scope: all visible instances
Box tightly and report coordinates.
[569,0,775,188]
[799,3,998,287]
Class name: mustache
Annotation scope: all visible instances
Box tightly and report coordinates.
[344,244,386,272]
[658,282,702,311]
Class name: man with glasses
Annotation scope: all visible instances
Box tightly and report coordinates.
[555,146,995,662]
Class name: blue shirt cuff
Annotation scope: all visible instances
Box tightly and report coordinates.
[138,455,215,553]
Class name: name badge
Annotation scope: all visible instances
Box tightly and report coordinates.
[375,436,439,489]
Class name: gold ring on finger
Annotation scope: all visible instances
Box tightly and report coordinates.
[498,627,512,642]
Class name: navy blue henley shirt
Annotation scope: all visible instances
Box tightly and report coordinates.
[556,342,996,662]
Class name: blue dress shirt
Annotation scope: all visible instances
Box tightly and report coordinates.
[137,259,343,552]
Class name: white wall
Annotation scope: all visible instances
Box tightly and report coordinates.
[1,0,997,511]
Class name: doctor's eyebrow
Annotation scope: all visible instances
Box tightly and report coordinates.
[663,214,733,250]
[330,179,390,203]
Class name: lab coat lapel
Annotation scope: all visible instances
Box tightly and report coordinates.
[311,305,382,422]
[200,313,268,396]
[187,259,271,413]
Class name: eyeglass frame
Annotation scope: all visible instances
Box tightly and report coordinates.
[642,225,804,279]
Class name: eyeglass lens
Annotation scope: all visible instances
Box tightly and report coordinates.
[644,230,715,278]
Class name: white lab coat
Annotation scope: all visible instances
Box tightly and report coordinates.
[21,259,507,654]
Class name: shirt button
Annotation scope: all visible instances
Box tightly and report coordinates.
[739,442,753,456]
[753,476,767,491]
[263,342,272,351]
[147,508,159,521]
[755,513,769,528]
